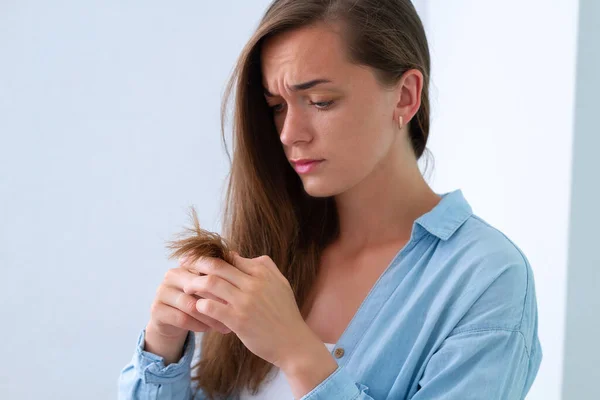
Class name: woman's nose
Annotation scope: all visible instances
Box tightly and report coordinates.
[278,108,312,146]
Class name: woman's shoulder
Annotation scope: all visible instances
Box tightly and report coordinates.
[432,212,538,335]
[440,210,532,277]
[416,189,531,279]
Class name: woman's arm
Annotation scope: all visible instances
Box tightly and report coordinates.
[295,366,374,400]
[409,257,543,399]
[293,328,541,400]
[297,256,543,400]
[410,328,541,399]
[118,329,204,400]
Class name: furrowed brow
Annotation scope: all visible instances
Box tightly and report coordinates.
[263,79,333,97]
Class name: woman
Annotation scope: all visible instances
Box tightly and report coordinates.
[119,0,542,399]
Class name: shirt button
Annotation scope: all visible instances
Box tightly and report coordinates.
[334,347,345,359]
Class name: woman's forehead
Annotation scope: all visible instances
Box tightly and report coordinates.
[261,24,346,75]
[260,26,358,94]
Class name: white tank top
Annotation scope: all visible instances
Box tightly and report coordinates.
[238,342,337,399]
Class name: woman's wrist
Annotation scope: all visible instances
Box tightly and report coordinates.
[278,330,339,399]
[143,323,189,366]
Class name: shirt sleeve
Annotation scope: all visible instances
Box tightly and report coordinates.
[299,365,375,400]
[410,328,541,400]
[118,328,203,400]
[299,328,542,400]
[410,255,543,400]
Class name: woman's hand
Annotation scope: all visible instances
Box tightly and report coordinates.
[143,261,233,364]
[181,253,315,368]
[147,264,233,338]
[182,253,340,398]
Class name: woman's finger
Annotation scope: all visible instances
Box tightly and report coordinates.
[183,274,240,305]
[181,256,248,289]
[150,302,210,333]
[164,267,228,304]
[157,285,231,334]
[229,252,263,276]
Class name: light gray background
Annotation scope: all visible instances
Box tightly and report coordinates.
[561,0,600,398]
[0,2,272,398]
[0,1,596,399]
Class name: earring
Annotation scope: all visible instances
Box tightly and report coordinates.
[398,116,404,130]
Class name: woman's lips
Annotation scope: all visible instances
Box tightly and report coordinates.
[292,160,324,174]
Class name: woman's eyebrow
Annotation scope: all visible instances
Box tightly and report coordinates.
[263,78,333,97]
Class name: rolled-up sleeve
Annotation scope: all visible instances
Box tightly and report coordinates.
[118,329,199,400]
[411,328,541,399]
[299,366,374,400]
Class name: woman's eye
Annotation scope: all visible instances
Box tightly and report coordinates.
[311,100,334,110]
[270,103,285,113]
[269,100,334,114]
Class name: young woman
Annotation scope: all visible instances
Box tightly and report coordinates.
[119,0,542,399]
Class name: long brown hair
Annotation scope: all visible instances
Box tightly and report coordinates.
[167,0,431,398]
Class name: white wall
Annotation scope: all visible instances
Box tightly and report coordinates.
[561,0,600,398]
[0,1,273,398]
[422,1,580,399]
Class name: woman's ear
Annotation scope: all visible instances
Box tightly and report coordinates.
[394,69,423,126]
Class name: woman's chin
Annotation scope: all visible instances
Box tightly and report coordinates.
[301,177,339,198]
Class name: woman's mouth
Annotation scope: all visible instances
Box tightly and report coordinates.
[292,160,324,174]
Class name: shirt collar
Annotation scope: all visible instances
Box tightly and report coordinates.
[413,189,473,241]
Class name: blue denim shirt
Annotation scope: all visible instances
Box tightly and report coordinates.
[118,189,542,399]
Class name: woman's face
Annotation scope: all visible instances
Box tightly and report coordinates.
[261,22,415,198]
